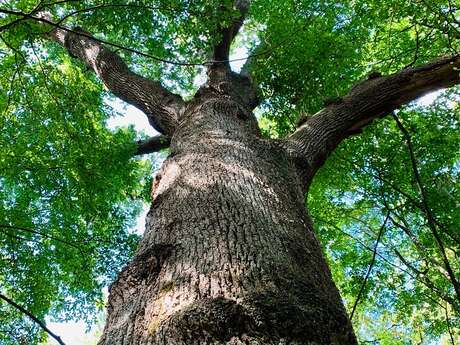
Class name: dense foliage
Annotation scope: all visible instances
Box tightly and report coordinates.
[0,29,151,342]
[0,0,458,344]
[310,92,460,344]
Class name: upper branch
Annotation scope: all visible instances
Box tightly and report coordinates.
[202,1,259,109]
[36,12,184,136]
[212,0,249,65]
[285,55,460,190]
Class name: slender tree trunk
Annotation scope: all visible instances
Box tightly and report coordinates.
[99,74,356,344]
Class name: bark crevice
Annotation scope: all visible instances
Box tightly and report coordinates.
[101,83,356,344]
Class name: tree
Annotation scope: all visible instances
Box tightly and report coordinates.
[0,0,459,344]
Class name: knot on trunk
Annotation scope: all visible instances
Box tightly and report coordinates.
[151,297,258,342]
[108,244,176,311]
[204,66,259,110]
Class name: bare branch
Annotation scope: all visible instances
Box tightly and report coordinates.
[135,135,170,155]
[285,55,460,190]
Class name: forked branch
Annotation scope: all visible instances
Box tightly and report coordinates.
[212,0,249,65]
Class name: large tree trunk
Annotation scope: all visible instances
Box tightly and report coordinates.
[99,73,356,344]
[21,8,460,344]
[34,17,356,343]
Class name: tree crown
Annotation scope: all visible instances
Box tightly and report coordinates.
[0,0,459,343]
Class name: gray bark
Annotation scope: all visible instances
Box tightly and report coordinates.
[40,13,183,135]
[35,11,460,345]
[99,66,356,345]
[285,55,460,191]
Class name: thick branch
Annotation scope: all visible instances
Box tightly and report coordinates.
[285,55,460,189]
[0,293,65,345]
[135,135,170,155]
[36,12,183,136]
[212,0,249,64]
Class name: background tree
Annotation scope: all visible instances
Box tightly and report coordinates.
[0,0,459,344]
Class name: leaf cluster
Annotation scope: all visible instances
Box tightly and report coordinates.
[0,32,151,344]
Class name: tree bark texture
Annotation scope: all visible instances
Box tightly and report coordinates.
[40,13,183,135]
[34,11,459,344]
[99,69,357,345]
[286,56,460,189]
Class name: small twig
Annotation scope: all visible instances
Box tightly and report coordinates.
[0,7,274,67]
[0,224,84,253]
[0,38,22,118]
[342,149,460,254]
[349,212,390,320]
[404,24,420,69]
[0,228,40,244]
[54,3,192,26]
[392,113,460,302]
[0,292,66,345]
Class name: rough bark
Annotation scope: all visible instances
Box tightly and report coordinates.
[99,66,357,345]
[285,55,460,190]
[37,12,183,135]
[30,8,460,345]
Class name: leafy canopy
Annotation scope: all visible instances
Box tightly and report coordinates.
[0,0,459,344]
